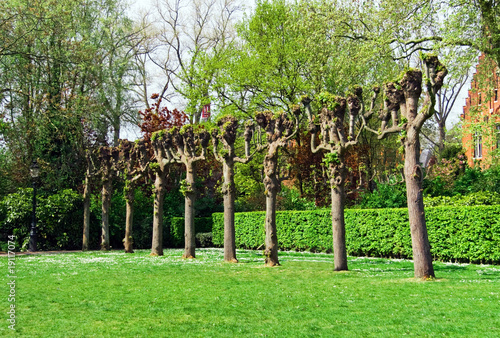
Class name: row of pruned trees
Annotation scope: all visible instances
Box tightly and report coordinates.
[83,54,446,279]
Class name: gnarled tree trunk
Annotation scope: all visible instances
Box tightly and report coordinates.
[263,144,280,266]
[329,160,348,271]
[151,171,167,256]
[222,159,237,262]
[183,161,197,259]
[82,169,91,251]
[124,186,135,253]
[405,128,434,278]
[101,178,111,250]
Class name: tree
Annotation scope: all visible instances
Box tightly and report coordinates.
[0,0,141,192]
[304,87,379,271]
[367,54,448,279]
[149,131,178,256]
[165,125,210,258]
[211,115,256,262]
[98,146,120,250]
[140,95,189,256]
[118,139,150,253]
[150,0,241,123]
[254,108,299,266]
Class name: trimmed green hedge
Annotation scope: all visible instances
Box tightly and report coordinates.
[170,217,213,247]
[212,206,500,263]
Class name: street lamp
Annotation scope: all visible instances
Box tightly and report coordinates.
[28,160,40,252]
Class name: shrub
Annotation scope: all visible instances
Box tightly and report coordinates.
[0,188,83,250]
[277,186,316,211]
[355,181,407,209]
[212,205,500,263]
[195,232,213,248]
[424,191,500,207]
[170,217,213,247]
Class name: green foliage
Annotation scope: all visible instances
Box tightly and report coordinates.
[0,188,83,250]
[195,232,213,248]
[424,191,500,207]
[322,151,340,166]
[169,217,213,248]
[213,205,500,263]
[317,92,340,111]
[453,166,500,195]
[355,181,407,209]
[277,186,316,211]
[440,144,463,160]
[89,186,185,250]
[151,130,166,142]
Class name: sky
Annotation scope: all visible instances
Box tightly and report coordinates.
[122,0,471,142]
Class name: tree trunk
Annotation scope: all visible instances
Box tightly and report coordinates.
[82,172,90,251]
[330,161,348,271]
[222,160,237,262]
[112,121,120,147]
[151,171,166,256]
[264,191,279,266]
[404,137,435,279]
[124,186,135,253]
[101,178,111,251]
[263,148,280,267]
[438,121,446,154]
[183,161,196,259]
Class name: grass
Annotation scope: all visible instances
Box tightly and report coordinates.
[1,249,499,337]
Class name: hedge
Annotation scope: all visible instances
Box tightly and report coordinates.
[212,206,500,264]
[169,217,213,247]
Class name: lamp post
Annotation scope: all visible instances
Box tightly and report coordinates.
[28,160,40,252]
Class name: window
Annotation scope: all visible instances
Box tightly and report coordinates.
[474,132,483,159]
[484,116,489,123]
[479,92,482,105]
[495,88,498,102]
[497,124,500,149]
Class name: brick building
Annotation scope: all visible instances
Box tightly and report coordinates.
[462,54,500,167]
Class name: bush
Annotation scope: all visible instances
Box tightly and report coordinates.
[195,232,213,248]
[355,181,407,209]
[212,205,500,263]
[424,191,500,207]
[169,217,213,247]
[277,186,316,211]
[0,188,83,251]
[452,166,500,195]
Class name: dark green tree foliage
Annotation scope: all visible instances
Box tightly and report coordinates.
[0,188,83,251]
[0,0,138,193]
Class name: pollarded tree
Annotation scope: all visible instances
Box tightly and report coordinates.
[118,139,150,253]
[166,125,210,258]
[254,108,300,266]
[304,87,379,271]
[367,54,448,279]
[211,116,256,262]
[149,130,179,256]
[98,146,120,250]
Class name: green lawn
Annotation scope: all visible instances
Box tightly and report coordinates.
[1,249,499,337]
